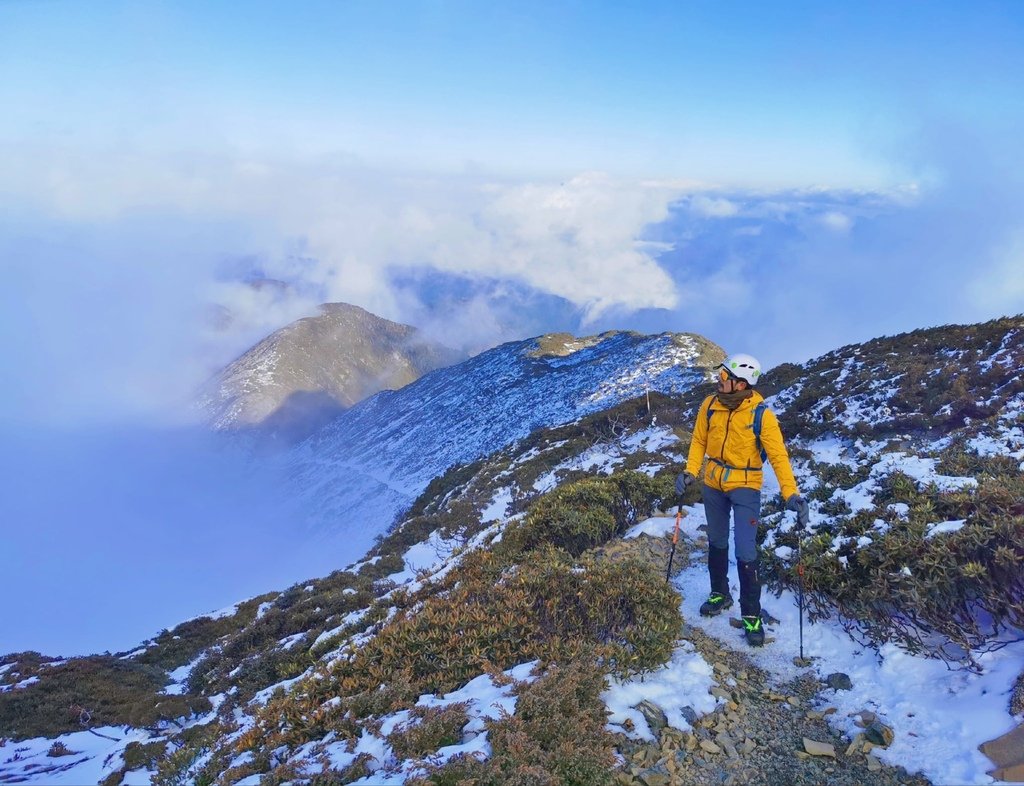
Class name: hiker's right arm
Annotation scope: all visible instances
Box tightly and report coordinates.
[685,396,712,478]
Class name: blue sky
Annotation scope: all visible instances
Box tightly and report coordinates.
[4,1,1022,185]
[2,1,1024,654]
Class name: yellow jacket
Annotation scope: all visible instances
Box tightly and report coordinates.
[685,391,799,500]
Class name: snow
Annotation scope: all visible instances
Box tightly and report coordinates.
[871,452,978,492]
[925,519,968,538]
[481,486,513,522]
[345,661,539,784]
[624,509,1024,786]
[804,435,859,467]
[603,641,720,738]
[0,675,39,692]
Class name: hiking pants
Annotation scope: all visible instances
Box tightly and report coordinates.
[702,485,761,563]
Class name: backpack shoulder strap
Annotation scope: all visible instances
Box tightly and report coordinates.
[752,402,768,462]
[705,396,717,430]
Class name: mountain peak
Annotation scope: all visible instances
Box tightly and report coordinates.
[199,302,464,442]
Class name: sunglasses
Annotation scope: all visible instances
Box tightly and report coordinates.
[718,367,738,383]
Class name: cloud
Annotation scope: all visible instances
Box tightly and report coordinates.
[969,229,1024,313]
[689,195,740,218]
[820,211,853,232]
[1,151,691,426]
[637,121,1024,369]
[0,424,313,655]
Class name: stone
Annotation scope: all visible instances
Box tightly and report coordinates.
[845,733,865,756]
[700,740,722,755]
[864,720,895,748]
[852,709,876,728]
[989,762,1024,782]
[826,672,853,691]
[710,686,732,700]
[638,768,671,786]
[739,738,756,755]
[1011,670,1024,716]
[979,722,1024,778]
[866,754,882,772]
[679,706,699,727]
[802,738,837,758]
[786,697,801,707]
[635,700,669,738]
[722,739,739,759]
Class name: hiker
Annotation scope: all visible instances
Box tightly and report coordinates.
[676,353,809,646]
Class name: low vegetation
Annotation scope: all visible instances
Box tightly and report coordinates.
[409,660,617,786]
[0,656,209,740]
[766,446,1024,667]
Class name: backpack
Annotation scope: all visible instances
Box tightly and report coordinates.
[706,399,768,463]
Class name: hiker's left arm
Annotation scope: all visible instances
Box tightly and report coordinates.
[761,409,799,501]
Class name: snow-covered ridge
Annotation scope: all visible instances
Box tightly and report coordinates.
[282,330,720,556]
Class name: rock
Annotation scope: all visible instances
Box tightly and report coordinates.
[802,738,837,758]
[989,762,1024,782]
[634,700,669,738]
[710,686,732,700]
[793,656,813,668]
[786,696,801,707]
[679,706,699,726]
[851,709,876,727]
[739,738,756,755]
[864,720,895,748]
[979,722,1024,780]
[638,768,671,786]
[866,754,882,772]
[826,673,853,691]
[845,733,865,756]
[700,740,722,755]
[1011,670,1024,716]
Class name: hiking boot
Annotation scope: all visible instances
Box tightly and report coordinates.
[742,615,765,647]
[737,559,762,619]
[699,592,733,617]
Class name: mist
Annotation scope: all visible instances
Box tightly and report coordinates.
[0,425,318,656]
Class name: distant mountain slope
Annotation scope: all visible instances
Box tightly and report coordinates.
[284,330,723,558]
[198,302,464,442]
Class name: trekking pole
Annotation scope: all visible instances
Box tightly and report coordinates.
[797,520,805,662]
[666,496,682,582]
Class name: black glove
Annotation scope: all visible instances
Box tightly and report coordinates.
[786,494,809,529]
[675,472,696,496]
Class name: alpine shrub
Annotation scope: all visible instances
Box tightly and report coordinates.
[409,660,616,786]
[501,471,671,557]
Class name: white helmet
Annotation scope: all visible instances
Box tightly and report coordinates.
[720,353,762,386]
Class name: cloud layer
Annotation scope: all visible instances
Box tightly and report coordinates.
[2,121,1023,427]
